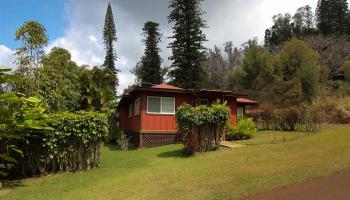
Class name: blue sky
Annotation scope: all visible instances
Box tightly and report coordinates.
[0,0,65,49]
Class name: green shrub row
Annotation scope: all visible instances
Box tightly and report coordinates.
[247,106,320,132]
[176,101,230,155]
[13,111,108,177]
[312,96,350,124]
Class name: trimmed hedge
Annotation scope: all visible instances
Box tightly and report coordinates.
[176,101,230,155]
[13,111,108,177]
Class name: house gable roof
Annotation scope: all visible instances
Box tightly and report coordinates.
[117,84,254,108]
[151,83,183,90]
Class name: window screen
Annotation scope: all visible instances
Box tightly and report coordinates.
[237,106,244,116]
[134,98,140,116]
[196,99,209,106]
[147,97,161,113]
[161,98,175,114]
[147,96,175,114]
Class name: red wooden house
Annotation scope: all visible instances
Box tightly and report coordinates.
[118,84,256,148]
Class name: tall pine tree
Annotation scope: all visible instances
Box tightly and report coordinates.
[316,0,350,35]
[133,21,163,85]
[168,0,207,89]
[103,3,118,95]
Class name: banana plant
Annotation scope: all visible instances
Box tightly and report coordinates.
[80,66,116,112]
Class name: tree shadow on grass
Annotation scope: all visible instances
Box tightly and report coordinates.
[2,179,25,189]
[157,148,190,158]
[102,143,137,151]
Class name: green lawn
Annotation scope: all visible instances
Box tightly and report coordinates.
[235,130,311,145]
[1,125,350,200]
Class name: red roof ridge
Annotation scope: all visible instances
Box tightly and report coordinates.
[151,83,183,90]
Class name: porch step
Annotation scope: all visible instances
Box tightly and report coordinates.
[220,141,246,149]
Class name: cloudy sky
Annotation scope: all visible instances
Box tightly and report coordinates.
[0,0,324,94]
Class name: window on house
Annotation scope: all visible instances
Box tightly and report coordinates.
[162,98,175,113]
[196,99,209,106]
[237,106,244,117]
[128,103,133,118]
[147,97,161,113]
[134,98,140,116]
[147,96,175,114]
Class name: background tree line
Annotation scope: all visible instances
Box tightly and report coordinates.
[132,0,350,107]
[202,0,350,108]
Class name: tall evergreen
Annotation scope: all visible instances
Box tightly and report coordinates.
[316,0,350,35]
[304,5,314,30]
[264,29,272,49]
[293,5,316,36]
[134,21,163,85]
[168,0,207,89]
[102,3,118,95]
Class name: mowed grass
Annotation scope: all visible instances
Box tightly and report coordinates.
[1,125,350,200]
[235,130,311,145]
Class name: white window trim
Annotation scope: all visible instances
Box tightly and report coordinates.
[147,96,176,115]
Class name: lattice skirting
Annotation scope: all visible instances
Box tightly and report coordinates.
[141,133,180,148]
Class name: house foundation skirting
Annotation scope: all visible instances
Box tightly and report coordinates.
[127,131,181,148]
[142,132,181,148]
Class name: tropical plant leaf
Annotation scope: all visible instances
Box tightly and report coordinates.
[8,145,24,157]
[24,97,41,103]
[0,170,8,177]
[0,133,22,140]
[0,93,19,102]
[0,154,18,163]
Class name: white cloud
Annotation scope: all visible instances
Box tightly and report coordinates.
[203,0,318,48]
[45,0,145,95]
[2,0,324,94]
[47,29,105,67]
[0,45,15,68]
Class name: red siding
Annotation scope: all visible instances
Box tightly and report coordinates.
[119,95,141,132]
[227,97,237,125]
[140,92,192,133]
[119,91,238,133]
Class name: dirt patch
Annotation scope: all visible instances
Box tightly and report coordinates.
[239,171,350,200]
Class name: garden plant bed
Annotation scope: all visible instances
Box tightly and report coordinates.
[1,125,350,200]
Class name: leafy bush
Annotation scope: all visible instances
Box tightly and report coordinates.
[343,60,350,81]
[12,111,108,177]
[250,106,320,132]
[1,66,50,179]
[117,130,128,151]
[38,47,81,112]
[176,100,230,155]
[313,96,350,124]
[226,117,257,140]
